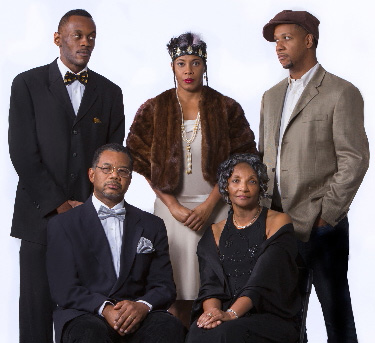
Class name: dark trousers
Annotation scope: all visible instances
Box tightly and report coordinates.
[298,218,358,343]
[19,240,55,343]
[186,313,298,343]
[62,311,186,343]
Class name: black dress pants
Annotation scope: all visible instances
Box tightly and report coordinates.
[19,240,55,343]
[186,313,298,343]
[62,311,186,343]
[298,218,358,343]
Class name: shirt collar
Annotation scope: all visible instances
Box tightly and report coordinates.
[288,62,320,88]
[91,193,125,213]
[57,57,88,80]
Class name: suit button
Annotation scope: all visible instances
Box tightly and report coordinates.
[70,173,76,179]
[72,130,78,135]
[72,152,77,157]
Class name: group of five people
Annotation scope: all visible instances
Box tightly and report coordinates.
[9,7,369,343]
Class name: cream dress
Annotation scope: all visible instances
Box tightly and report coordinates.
[154,120,229,300]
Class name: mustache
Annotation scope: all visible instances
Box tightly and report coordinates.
[77,49,91,55]
[104,181,121,187]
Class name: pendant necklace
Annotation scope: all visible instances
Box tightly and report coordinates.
[176,89,201,174]
[233,206,262,229]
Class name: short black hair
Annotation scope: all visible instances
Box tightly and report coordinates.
[58,9,93,31]
[92,143,133,171]
[217,153,270,205]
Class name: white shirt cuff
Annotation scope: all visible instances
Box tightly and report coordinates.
[136,300,153,312]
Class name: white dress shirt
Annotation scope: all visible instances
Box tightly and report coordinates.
[276,63,320,195]
[92,195,124,277]
[56,58,87,115]
[91,194,152,314]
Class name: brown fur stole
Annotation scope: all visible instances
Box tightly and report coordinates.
[126,86,257,193]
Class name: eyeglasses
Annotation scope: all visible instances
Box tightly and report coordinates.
[96,164,132,178]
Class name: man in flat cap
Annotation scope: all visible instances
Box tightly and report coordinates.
[259,10,369,342]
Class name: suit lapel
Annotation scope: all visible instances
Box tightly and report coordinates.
[82,197,117,284]
[75,68,98,124]
[287,65,326,125]
[48,59,76,121]
[271,79,289,146]
[111,203,143,294]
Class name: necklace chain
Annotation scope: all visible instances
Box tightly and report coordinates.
[176,89,201,174]
[233,207,262,229]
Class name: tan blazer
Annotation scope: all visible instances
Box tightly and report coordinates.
[259,65,369,241]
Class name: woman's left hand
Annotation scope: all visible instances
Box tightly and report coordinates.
[184,202,213,231]
[196,308,233,329]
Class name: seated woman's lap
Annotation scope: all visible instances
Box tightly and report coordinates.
[186,313,298,343]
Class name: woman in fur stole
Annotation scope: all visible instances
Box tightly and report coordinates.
[126,32,257,326]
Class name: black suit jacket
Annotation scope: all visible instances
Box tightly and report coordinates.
[46,198,176,343]
[9,59,125,244]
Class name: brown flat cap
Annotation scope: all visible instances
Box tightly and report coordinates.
[263,10,320,44]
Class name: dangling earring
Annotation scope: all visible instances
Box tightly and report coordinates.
[204,71,208,86]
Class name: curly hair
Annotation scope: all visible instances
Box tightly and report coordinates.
[217,153,270,205]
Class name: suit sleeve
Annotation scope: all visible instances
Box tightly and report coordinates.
[8,74,67,216]
[107,86,125,144]
[321,84,369,225]
[138,219,176,310]
[46,217,109,313]
[228,100,258,155]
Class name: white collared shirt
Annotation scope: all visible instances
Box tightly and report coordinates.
[56,58,87,115]
[276,63,320,195]
[92,194,124,277]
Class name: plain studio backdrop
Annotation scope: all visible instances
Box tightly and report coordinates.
[1,0,374,342]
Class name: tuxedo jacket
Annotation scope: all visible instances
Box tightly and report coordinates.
[259,65,369,241]
[9,59,125,244]
[46,198,176,343]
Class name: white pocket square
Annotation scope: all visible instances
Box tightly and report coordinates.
[137,237,155,254]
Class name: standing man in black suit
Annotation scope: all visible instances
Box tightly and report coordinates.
[47,143,185,343]
[8,9,125,343]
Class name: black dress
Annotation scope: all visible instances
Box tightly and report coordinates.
[187,208,301,343]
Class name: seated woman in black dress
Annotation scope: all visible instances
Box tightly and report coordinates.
[186,153,301,343]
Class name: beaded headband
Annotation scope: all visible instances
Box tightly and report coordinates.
[167,32,207,64]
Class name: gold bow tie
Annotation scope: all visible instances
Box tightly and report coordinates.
[63,71,88,85]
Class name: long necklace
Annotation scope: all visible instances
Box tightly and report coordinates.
[233,206,262,229]
[176,90,201,174]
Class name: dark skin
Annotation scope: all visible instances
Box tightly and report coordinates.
[54,15,96,74]
[88,150,149,335]
[274,24,326,226]
[154,55,219,233]
[197,163,292,329]
[54,15,96,213]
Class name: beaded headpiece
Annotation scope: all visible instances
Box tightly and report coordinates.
[167,32,207,64]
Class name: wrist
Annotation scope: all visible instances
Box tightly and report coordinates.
[102,303,114,317]
[226,308,239,319]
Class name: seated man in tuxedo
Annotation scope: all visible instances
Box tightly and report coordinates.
[46,143,185,343]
